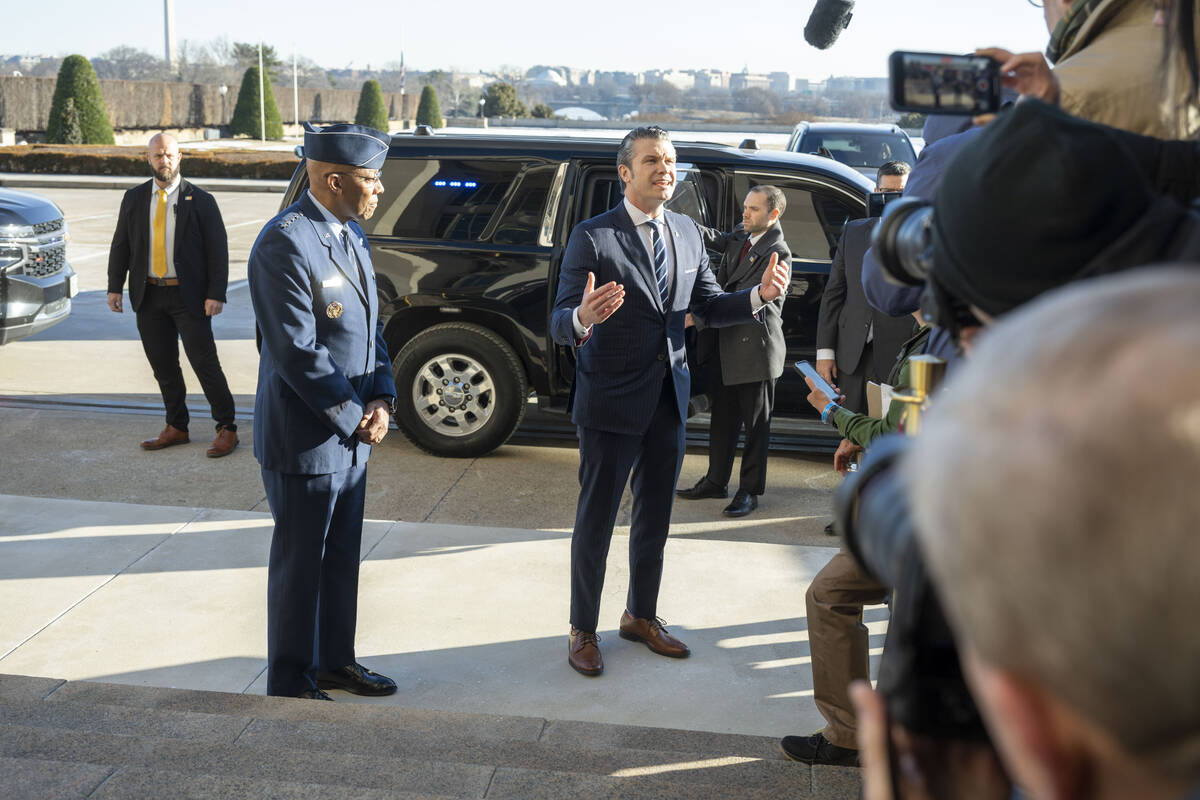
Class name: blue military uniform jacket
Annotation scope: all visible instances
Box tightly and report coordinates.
[248,192,395,474]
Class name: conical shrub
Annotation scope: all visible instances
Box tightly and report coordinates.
[416,85,443,128]
[46,55,114,144]
[355,79,388,130]
[230,65,284,139]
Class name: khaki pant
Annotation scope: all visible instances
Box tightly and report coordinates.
[805,548,888,749]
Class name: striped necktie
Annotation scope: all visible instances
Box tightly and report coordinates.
[647,219,670,305]
[152,189,168,278]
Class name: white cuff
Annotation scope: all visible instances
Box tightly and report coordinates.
[750,286,765,314]
[816,349,836,362]
[572,307,591,340]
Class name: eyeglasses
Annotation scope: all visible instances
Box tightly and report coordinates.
[332,171,382,186]
[1026,0,1043,7]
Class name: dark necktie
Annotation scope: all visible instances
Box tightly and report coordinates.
[648,220,670,305]
[342,228,367,294]
[738,237,752,264]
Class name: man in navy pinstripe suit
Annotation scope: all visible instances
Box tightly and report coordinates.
[550,127,789,677]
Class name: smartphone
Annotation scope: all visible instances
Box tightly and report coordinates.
[794,360,840,401]
[888,50,1001,115]
[868,191,903,218]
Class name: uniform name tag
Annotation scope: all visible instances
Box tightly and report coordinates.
[322,276,343,288]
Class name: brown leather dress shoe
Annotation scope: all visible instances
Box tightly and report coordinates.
[618,611,691,658]
[568,627,603,676]
[206,427,239,458]
[141,425,189,451]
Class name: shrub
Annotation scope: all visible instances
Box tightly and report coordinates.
[482,82,527,118]
[530,103,556,119]
[416,85,443,128]
[355,79,389,130]
[46,55,114,145]
[231,66,284,140]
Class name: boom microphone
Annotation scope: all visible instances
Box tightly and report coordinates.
[804,0,855,50]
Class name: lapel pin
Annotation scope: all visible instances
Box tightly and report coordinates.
[326,301,344,319]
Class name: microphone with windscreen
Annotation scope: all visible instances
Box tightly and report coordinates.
[804,0,855,49]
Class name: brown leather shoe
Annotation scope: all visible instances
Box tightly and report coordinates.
[206,427,238,458]
[619,611,691,658]
[141,425,189,451]
[568,627,603,676]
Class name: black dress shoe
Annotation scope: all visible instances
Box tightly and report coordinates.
[316,663,397,696]
[723,490,758,517]
[780,732,858,766]
[676,477,728,500]
[297,689,334,701]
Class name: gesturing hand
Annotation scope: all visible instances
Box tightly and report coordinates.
[758,253,789,303]
[577,271,625,328]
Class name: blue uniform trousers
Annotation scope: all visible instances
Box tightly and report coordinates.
[262,463,367,697]
[570,374,685,633]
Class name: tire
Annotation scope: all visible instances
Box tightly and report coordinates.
[391,322,528,458]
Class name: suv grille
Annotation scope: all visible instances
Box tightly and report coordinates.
[26,243,66,277]
[32,218,64,236]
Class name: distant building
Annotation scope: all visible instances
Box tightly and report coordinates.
[693,69,730,91]
[794,78,811,93]
[769,71,791,95]
[660,70,694,91]
[730,71,771,91]
[526,67,568,88]
[555,106,606,121]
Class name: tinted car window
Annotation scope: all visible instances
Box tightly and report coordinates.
[367,158,549,243]
[732,173,859,263]
[576,164,709,227]
[798,132,916,170]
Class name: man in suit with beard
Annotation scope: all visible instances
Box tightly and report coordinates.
[676,186,791,518]
[107,132,238,457]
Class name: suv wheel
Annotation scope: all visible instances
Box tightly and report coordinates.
[392,322,528,458]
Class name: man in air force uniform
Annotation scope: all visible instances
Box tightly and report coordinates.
[248,122,398,699]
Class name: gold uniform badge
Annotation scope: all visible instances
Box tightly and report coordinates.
[326,301,344,319]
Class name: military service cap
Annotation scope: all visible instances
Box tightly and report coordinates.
[302,122,390,169]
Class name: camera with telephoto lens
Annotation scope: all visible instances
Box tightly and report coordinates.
[831,339,990,743]
[871,198,983,337]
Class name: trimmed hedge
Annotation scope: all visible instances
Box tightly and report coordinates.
[355,80,389,130]
[416,85,443,128]
[0,145,299,180]
[46,56,115,145]
[231,66,284,140]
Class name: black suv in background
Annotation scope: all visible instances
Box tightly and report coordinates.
[0,188,78,345]
[281,132,873,457]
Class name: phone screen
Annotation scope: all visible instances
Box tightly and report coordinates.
[888,51,1000,115]
[868,191,903,218]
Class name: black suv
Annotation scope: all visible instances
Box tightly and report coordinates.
[786,122,918,179]
[0,187,78,345]
[281,133,873,457]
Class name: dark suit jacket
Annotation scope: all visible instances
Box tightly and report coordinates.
[248,193,395,475]
[698,223,790,385]
[107,178,229,319]
[817,218,916,375]
[550,203,756,436]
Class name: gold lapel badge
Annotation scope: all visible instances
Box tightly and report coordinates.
[326,301,344,319]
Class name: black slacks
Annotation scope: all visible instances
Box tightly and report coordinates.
[570,375,685,634]
[135,284,235,431]
[705,366,775,496]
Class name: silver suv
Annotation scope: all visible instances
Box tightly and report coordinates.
[0,188,78,345]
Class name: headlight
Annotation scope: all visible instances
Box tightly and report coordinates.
[0,244,24,272]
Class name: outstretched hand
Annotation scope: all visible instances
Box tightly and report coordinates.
[577,271,625,328]
[759,253,789,302]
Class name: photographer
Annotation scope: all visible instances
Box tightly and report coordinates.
[852,268,1200,800]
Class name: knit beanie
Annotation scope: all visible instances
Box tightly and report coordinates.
[931,100,1156,317]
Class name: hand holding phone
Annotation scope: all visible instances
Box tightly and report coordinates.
[795,360,841,403]
[888,51,1001,116]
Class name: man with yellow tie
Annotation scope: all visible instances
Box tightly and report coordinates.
[107,132,238,457]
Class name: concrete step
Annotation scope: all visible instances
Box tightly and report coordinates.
[1,674,862,798]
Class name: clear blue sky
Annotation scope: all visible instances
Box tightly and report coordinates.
[3,0,1050,81]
